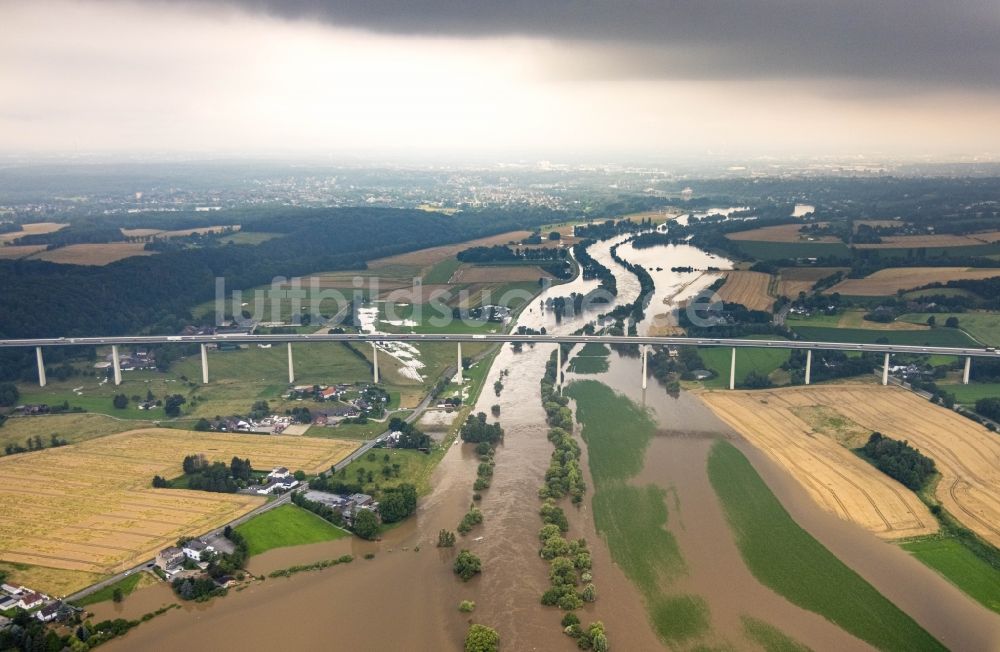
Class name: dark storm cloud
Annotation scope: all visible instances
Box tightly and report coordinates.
[194,0,1000,87]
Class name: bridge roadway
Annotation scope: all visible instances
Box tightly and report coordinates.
[2,332,999,357]
[4,332,996,389]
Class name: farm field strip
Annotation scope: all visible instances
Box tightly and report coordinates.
[0,428,357,580]
[853,231,1000,249]
[0,222,68,243]
[708,440,945,652]
[900,311,1000,347]
[726,224,841,243]
[775,266,848,298]
[368,230,531,269]
[26,242,158,265]
[699,390,936,539]
[717,271,774,311]
[709,385,1000,548]
[830,267,1000,296]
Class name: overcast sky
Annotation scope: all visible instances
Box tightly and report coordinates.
[2,0,998,159]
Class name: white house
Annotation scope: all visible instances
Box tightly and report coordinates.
[35,601,62,623]
[256,476,298,495]
[182,539,213,561]
[267,466,292,480]
[17,591,45,610]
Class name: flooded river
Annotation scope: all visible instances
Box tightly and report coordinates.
[99,234,1000,651]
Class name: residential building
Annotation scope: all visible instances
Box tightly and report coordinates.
[35,601,63,623]
[156,546,185,572]
[17,592,45,610]
[182,539,213,561]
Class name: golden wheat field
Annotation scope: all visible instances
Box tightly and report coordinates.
[0,429,357,591]
[0,244,47,259]
[28,242,157,265]
[0,222,68,244]
[702,384,1000,546]
[830,267,1000,296]
[369,230,531,269]
[716,270,774,311]
[700,387,937,540]
[725,223,840,243]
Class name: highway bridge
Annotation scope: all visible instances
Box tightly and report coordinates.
[4,332,997,390]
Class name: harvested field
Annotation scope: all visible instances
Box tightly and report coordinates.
[700,388,936,540]
[160,225,239,238]
[0,222,67,243]
[0,413,144,451]
[775,267,848,297]
[369,230,532,269]
[0,429,357,586]
[855,231,1000,249]
[830,267,1000,296]
[120,228,162,237]
[28,242,157,265]
[727,224,840,243]
[705,384,1000,548]
[0,244,46,259]
[716,271,774,311]
[832,310,929,331]
[450,264,551,283]
[854,220,903,230]
[119,225,239,238]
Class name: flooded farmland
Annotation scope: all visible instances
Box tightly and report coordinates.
[98,235,1000,651]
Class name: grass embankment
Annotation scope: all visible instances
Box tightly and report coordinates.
[707,440,945,652]
[900,311,1000,346]
[741,616,813,652]
[935,382,1000,405]
[900,537,1000,614]
[699,344,789,389]
[568,342,611,374]
[75,572,157,607]
[235,504,349,556]
[565,380,708,644]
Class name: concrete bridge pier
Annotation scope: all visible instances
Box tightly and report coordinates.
[36,346,46,387]
[963,356,971,385]
[641,344,648,390]
[729,347,736,390]
[372,343,380,384]
[556,344,562,390]
[200,344,209,384]
[457,342,463,384]
[882,352,890,385]
[111,345,122,386]
[287,342,295,384]
[805,349,812,385]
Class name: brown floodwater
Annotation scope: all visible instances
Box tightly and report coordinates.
[97,236,1000,650]
[566,348,1000,651]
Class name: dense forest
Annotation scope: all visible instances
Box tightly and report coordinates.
[0,206,566,380]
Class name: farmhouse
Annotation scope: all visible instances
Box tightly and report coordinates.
[35,601,64,623]
[17,591,45,610]
[182,539,213,561]
[156,546,185,572]
[255,467,299,494]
